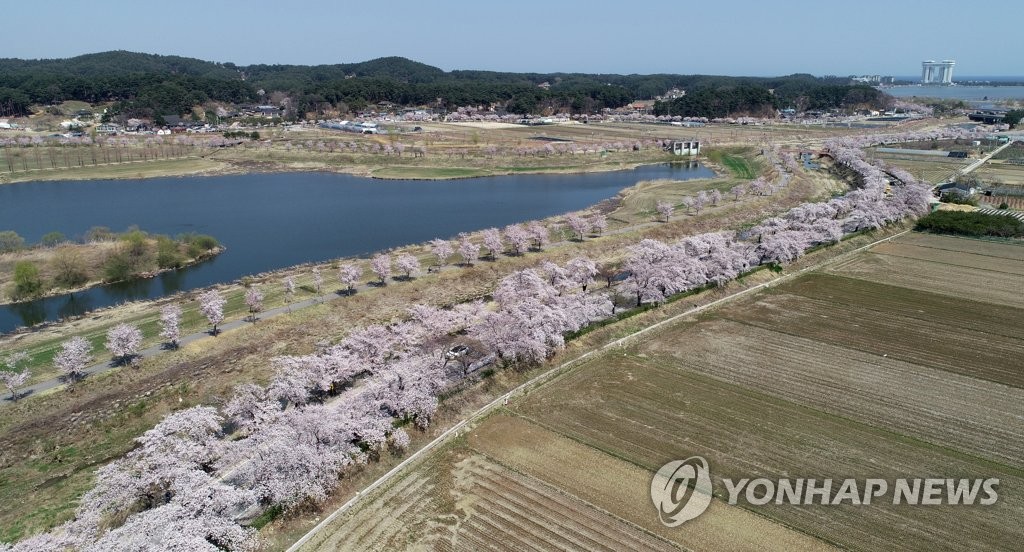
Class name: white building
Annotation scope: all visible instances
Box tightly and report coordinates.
[665,140,701,156]
[921,60,955,84]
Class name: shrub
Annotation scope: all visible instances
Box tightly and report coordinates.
[181,233,219,257]
[940,191,977,206]
[40,231,67,247]
[999,202,1009,210]
[102,250,137,282]
[11,261,44,300]
[156,236,185,269]
[0,230,25,253]
[85,226,115,242]
[51,248,89,288]
[915,210,1024,238]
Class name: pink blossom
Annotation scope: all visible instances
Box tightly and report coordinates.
[106,323,142,365]
[503,224,530,255]
[338,263,362,294]
[198,290,226,335]
[396,253,421,279]
[245,287,264,322]
[656,200,674,222]
[159,304,182,348]
[429,239,453,266]
[565,213,589,240]
[457,234,479,266]
[54,333,93,383]
[482,228,504,259]
[371,254,392,284]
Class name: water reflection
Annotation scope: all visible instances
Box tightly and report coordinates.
[56,294,93,320]
[11,301,46,327]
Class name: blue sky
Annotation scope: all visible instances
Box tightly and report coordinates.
[2,0,1022,77]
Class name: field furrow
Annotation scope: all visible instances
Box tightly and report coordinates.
[827,253,1024,308]
[720,291,1024,387]
[775,274,1024,341]
[516,358,1024,552]
[870,242,1024,275]
[642,318,1024,465]
[893,233,1024,261]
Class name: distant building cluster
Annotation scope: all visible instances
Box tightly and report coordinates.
[921,60,955,84]
[852,75,895,85]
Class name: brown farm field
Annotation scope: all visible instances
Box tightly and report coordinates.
[314,232,1024,551]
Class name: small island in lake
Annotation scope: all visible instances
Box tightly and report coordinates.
[0,227,222,304]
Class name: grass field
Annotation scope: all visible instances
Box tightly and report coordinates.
[706,147,759,179]
[317,232,1024,551]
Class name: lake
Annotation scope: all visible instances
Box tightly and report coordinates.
[0,163,713,332]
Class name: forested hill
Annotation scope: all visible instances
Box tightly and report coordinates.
[0,50,887,119]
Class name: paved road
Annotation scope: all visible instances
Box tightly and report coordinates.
[952,139,1018,182]
[1,295,322,403]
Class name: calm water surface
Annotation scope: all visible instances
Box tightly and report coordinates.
[0,163,713,332]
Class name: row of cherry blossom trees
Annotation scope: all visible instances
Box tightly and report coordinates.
[8,130,951,550]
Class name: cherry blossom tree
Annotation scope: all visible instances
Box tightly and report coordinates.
[55,336,93,381]
[756,230,812,265]
[159,304,182,348]
[656,200,674,222]
[312,267,324,301]
[429,239,453,267]
[1,352,29,400]
[390,428,411,452]
[565,257,599,292]
[730,184,745,201]
[710,189,722,206]
[503,224,530,255]
[106,323,143,365]
[283,276,296,311]
[590,213,608,236]
[565,213,588,241]
[473,267,611,364]
[245,287,264,322]
[198,290,226,335]
[457,234,479,266]
[694,190,708,214]
[482,228,503,259]
[395,253,421,279]
[371,254,391,284]
[338,263,361,295]
[540,260,570,290]
[527,222,549,251]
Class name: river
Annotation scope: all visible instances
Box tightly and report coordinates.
[0,163,713,332]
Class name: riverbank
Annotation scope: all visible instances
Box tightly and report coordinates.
[0,151,684,185]
[0,151,773,392]
[0,115,904,186]
[0,234,223,306]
